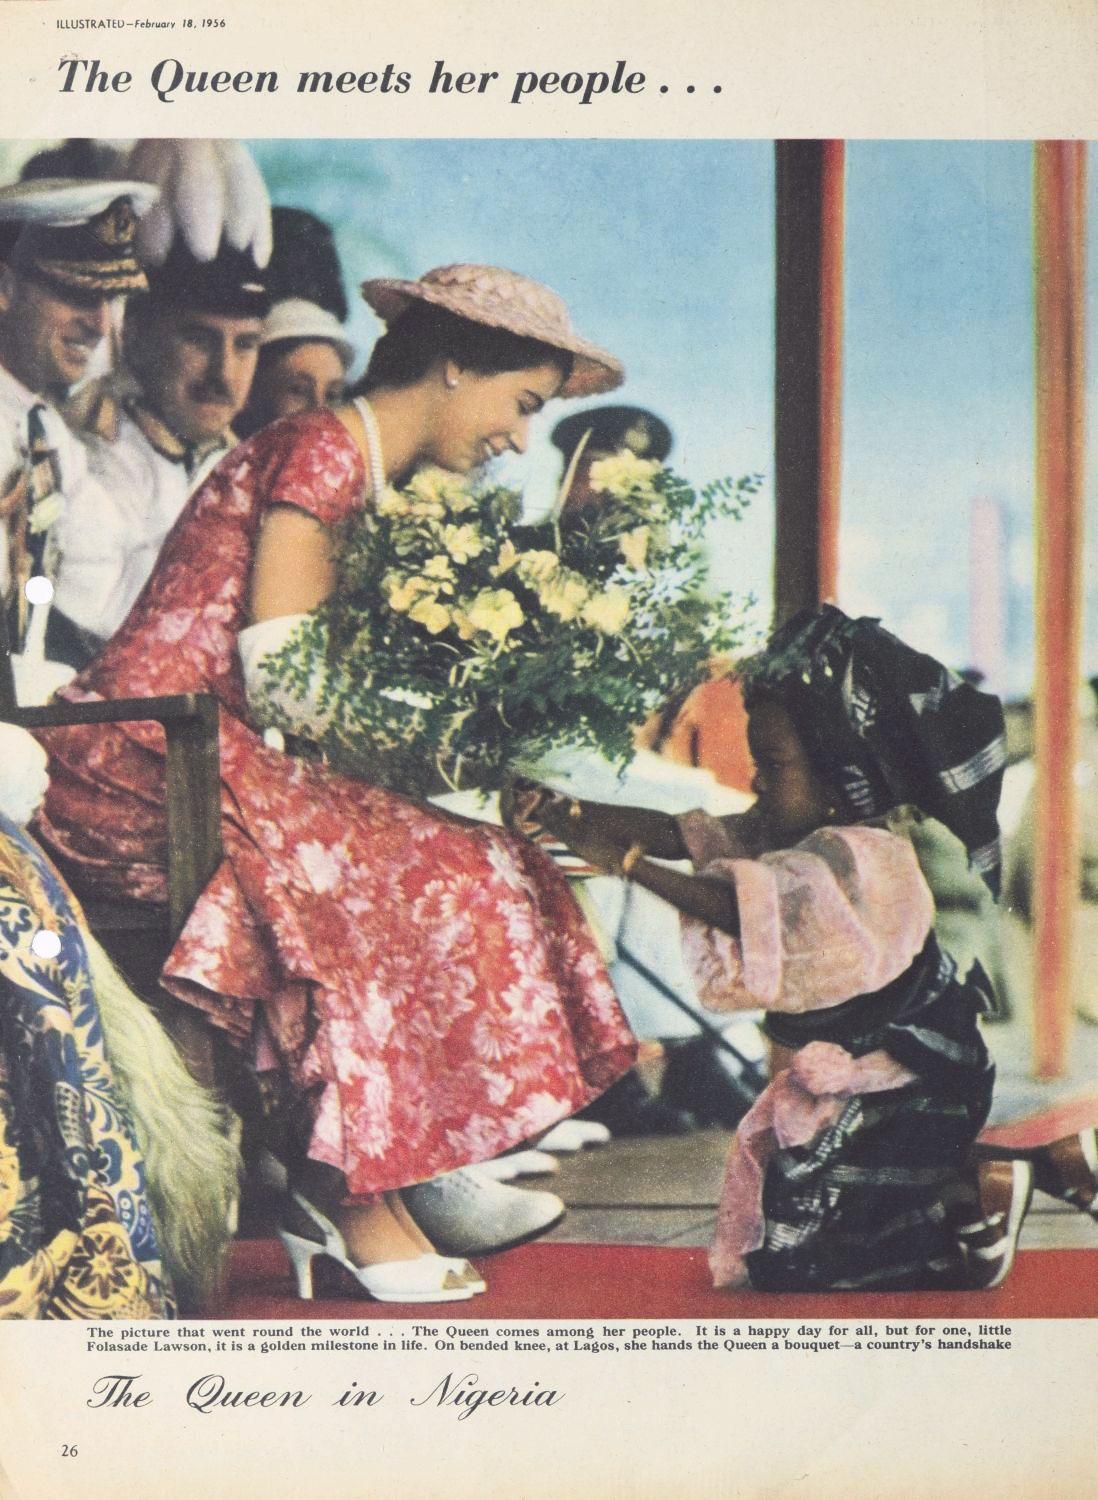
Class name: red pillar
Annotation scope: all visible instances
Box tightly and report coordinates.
[773,140,845,624]
[1032,141,1087,1079]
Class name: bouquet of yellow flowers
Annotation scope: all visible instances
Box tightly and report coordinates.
[257,452,758,795]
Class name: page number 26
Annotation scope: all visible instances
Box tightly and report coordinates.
[61,1445,79,1458]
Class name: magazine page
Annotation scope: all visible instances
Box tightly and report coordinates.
[0,2,1096,1497]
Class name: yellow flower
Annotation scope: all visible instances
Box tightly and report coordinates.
[442,523,486,563]
[386,574,433,612]
[465,588,524,643]
[588,451,661,499]
[538,573,589,622]
[444,488,477,515]
[377,487,413,517]
[405,467,473,515]
[405,469,447,504]
[619,525,650,570]
[514,549,560,585]
[493,539,519,576]
[387,579,417,612]
[409,597,453,634]
[423,554,455,581]
[582,587,631,635]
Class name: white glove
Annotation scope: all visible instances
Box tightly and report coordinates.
[0,724,49,825]
[239,613,437,759]
[10,653,77,708]
[515,744,750,815]
[238,612,334,744]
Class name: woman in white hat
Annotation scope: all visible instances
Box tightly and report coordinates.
[235,299,356,439]
[34,266,634,1305]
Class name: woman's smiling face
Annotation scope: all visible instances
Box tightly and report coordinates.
[427,359,564,473]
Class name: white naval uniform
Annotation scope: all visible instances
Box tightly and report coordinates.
[0,361,112,702]
[53,404,231,642]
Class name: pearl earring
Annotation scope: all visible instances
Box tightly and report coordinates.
[445,373,458,390]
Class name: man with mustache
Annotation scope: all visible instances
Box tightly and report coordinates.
[0,178,157,698]
[50,236,270,663]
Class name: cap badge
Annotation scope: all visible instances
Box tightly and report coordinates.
[93,197,137,250]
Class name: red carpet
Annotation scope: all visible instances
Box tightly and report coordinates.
[220,1239,1098,1320]
[980,1093,1098,1149]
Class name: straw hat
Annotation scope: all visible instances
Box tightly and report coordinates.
[360,263,624,399]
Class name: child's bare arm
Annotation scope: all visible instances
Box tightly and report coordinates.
[504,783,689,859]
[504,782,739,935]
[627,859,740,936]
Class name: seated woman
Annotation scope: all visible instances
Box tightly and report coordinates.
[33,265,637,1304]
[0,725,236,1318]
[509,605,1098,1292]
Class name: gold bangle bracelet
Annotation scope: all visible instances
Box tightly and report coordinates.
[620,842,646,876]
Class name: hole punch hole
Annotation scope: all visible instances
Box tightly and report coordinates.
[31,928,62,960]
[25,575,54,606]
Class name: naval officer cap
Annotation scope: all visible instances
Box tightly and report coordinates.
[0,177,159,296]
[550,405,673,463]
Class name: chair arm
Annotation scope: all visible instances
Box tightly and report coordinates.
[15,694,223,940]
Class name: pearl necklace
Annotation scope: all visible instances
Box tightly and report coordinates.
[354,396,386,502]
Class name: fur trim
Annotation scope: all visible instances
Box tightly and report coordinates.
[85,935,242,1312]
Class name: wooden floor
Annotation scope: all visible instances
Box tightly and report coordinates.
[538,1003,1098,1255]
[540,1126,1098,1253]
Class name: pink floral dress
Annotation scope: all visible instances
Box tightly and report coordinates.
[34,411,636,1197]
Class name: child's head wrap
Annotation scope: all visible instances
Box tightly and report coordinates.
[742,604,1006,894]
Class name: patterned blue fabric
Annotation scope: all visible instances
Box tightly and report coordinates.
[0,813,171,1319]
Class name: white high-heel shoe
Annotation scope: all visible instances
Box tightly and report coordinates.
[402,1167,565,1255]
[279,1194,476,1303]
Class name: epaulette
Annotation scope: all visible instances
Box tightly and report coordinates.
[62,377,122,442]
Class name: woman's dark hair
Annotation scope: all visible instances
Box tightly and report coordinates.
[354,301,573,394]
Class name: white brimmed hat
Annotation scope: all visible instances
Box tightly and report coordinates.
[0,177,159,294]
[261,298,355,369]
[361,263,624,398]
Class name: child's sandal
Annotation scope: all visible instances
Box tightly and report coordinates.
[953,1159,1033,1290]
[1032,1129,1098,1221]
